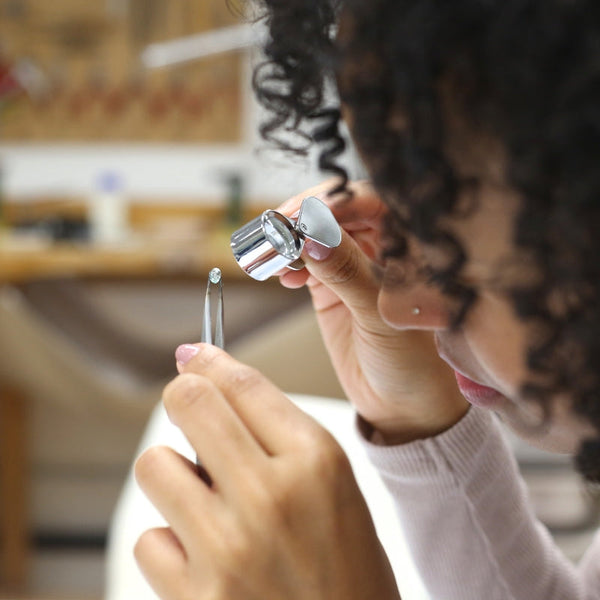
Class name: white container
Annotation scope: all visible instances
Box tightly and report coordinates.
[89,171,128,245]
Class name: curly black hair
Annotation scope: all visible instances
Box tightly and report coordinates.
[245,0,600,483]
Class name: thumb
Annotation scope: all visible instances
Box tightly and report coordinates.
[303,229,382,322]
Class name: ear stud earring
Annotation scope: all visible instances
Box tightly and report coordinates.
[411,307,421,316]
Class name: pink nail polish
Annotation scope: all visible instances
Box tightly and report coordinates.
[175,344,199,365]
[304,239,333,261]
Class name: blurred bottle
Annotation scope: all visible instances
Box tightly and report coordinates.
[224,172,243,227]
[89,171,128,245]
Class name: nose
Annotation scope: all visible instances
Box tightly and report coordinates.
[377,268,452,331]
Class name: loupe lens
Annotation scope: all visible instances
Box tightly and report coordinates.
[263,212,299,257]
[230,210,303,280]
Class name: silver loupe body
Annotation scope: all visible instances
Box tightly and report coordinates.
[230,196,342,281]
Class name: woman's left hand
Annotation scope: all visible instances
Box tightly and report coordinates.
[134,343,400,600]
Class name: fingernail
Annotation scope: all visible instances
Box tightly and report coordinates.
[175,344,199,365]
[304,239,333,261]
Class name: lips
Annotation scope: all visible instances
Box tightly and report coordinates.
[453,370,504,408]
[434,334,505,409]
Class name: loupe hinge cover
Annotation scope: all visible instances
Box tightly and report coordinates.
[295,196,343,248]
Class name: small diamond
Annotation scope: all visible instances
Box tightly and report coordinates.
[209,268,222,284]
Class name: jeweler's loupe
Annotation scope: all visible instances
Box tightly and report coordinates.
[230,196,342,281]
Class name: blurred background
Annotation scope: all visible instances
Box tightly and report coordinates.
[0,1,598,599]
[0,1,350,598]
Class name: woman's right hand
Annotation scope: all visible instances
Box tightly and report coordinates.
[278,180,469,443]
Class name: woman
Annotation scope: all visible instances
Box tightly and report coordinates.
[134,1,600,598]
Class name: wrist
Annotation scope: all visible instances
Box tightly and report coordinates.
[360,394,470,445]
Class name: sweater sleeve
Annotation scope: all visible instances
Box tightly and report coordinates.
[359,406,600,600]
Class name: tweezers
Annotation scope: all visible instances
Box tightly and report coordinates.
[201,267,224,349]
[197,267,224,483]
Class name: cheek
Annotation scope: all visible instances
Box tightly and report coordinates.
[464,292,529,396]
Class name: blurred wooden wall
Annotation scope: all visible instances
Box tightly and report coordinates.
[0,0,243,142]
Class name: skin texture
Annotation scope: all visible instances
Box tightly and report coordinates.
[279,180,470,444]
[134,342,400,600]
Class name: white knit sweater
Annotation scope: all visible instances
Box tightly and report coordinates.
[360,407,600,600]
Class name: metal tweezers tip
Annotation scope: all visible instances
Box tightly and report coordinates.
[202,268,224,348]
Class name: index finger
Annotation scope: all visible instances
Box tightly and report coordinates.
[303,227,384,325]
[176,345,331,456]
